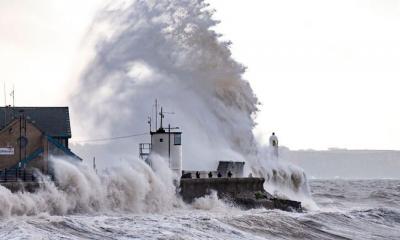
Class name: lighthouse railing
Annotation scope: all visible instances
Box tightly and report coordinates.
[139,143,152,159]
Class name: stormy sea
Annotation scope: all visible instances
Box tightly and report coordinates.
[0,178,399,240]
[1,1,398,239]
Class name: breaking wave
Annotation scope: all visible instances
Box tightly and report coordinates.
[1,180,399,239]
[0,157,180,217]
[191,191,233,211]
[253,146,317,209]
[0,0,314,218]
[71,0,312,205]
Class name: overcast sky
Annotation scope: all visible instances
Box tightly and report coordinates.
[0,0,399,150]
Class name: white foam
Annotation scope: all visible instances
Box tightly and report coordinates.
[0,156,179,217]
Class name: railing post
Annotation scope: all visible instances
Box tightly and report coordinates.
[4,168,7,182]
[23,169,26,181]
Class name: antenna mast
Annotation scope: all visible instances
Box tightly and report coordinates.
[3,82,7,107]
[12,85,14,107]
[159,107,164,129]
[155,99,158,131]
[10,85,15,107]
[147,116,152,132]
[3,82,6,128]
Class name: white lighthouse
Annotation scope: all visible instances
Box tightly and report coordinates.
[269,132,279,158]
[139,105,182,177]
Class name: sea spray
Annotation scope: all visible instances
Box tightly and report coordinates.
[0,156,180,217]
[192,191,232,211]
[71,0,258,171]
[253,145,318,210]
[71,0,313,204]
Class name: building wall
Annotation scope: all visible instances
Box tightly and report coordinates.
[0,118,44,170]
[151,132,182,175]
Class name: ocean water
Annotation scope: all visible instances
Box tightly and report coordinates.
[1,179,399,240]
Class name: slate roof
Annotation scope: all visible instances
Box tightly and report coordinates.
[0,107,72,138]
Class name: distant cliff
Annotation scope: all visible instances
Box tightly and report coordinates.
[280,148,400,179]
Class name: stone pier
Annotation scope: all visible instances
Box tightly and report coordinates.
[180,177,302,212]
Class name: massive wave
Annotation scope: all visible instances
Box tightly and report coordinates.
[70,0,312,203]
[71,0,258,171]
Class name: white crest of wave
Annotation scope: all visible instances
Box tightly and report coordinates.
[191,191,232,212]
[0,156,179,217]
[252,146,318,210]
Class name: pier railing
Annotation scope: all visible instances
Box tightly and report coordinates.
[0,168,39,182]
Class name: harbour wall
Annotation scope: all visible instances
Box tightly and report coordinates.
[180,177,267,202]
[180,177,302,211]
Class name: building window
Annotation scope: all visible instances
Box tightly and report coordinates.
[174,134,181,145]
[160,138,163,142]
